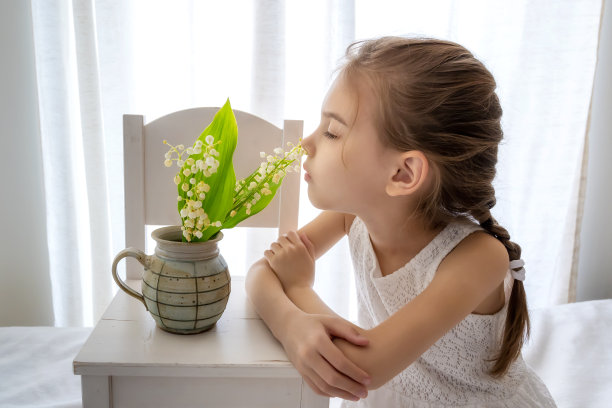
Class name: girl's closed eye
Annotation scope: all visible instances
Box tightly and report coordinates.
[323,130,339,140]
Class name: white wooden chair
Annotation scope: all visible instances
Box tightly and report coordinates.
[73,109,331,408]
[122,107,303,279]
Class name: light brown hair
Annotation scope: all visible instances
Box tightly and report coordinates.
[341,36,529,377]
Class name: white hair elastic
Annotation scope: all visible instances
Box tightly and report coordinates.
[509,259,526,282]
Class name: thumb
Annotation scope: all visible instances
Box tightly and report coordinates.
[298,231,316,259]
[324,317,369,347]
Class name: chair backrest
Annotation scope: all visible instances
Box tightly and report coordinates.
[123,107,303,279]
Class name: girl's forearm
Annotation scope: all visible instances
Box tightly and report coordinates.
[285,285,339,317]
[245,259,304,342]
[245,259,338,337]
[247,258,373,398]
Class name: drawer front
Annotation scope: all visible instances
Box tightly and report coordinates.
[111,375,302,407]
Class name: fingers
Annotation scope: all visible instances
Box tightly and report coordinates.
[303,375,359,402]
[283,230,300,244]
[277,234,291,246]
[302,376,330,398]
[273,231,313,251]
[263,249,273,260]
[265,241,284,260]
[278,231,306,248]
[268,235,293,254]
[316,354,369,400]
[304,354,367,401]
[284,231,315,261]
[283,315,369,401]
[299,322,370,400]
[298,231,316,258]
[326,320,370,347]
[318,334,371,387]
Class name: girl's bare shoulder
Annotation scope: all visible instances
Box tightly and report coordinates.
[438,230,509,284]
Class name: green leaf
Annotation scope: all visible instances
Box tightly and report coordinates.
[177,99,238,242]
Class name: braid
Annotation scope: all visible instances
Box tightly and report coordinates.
[477,210,530,377]
[476,212,518,258]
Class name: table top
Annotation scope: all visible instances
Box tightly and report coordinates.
[74,276,297,378]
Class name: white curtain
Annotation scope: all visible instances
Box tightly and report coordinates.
[30,0,602,326]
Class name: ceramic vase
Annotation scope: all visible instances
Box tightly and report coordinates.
[111,226,230,334]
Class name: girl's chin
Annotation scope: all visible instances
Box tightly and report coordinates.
[306,189,328,210]
[306,189,347,212]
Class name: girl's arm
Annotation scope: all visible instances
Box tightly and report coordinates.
[264,210,354,315]
[332,231,510,389]
[245,211,370,401]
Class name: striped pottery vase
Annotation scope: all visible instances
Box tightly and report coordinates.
[112,226,231,334]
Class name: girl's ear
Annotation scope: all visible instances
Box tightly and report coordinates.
[385,150,430,197]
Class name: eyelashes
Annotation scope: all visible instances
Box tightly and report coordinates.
[323,130,338,140]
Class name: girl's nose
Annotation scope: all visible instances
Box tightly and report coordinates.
[301,132,315,156]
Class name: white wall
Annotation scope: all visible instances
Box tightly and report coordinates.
[577,0,612,301]
[0,1,54,325]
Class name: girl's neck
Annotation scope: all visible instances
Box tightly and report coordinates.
[359,207,445,276]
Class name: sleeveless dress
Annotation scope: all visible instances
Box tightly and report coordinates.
[341,217,557,408]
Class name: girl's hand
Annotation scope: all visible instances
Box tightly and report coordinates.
[280,311,371,401]
[264,230,315,290]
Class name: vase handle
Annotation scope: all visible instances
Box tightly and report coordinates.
[111,248,148,310]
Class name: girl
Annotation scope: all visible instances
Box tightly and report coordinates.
[246,37,557,407]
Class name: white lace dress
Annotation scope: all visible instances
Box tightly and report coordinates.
[342,217,557,408]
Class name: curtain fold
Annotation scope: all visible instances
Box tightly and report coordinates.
[72,0,114,322]
[30,0,602,326]
[32,0,89,326]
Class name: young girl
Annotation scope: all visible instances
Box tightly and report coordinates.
[246,36,557,407]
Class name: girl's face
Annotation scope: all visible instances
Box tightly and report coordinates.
[301,73,396,214]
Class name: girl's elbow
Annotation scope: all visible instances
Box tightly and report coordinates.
[245,259,268,294]
[244,268,256,299]
[333,336,393,390]
[367,356,420,390]
[340,331,414,391]
[365,366,395,390]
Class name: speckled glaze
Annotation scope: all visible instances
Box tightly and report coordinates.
[112,226,230,334]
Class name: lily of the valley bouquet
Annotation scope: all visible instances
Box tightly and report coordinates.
[163,99,304,242]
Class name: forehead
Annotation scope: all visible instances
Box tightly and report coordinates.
[321,73,377,129]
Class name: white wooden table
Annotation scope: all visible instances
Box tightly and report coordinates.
[73,276,329,408]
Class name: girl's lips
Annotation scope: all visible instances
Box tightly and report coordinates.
[303,163,311,182]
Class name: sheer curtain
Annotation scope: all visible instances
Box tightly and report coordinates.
[30,0,602,326]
